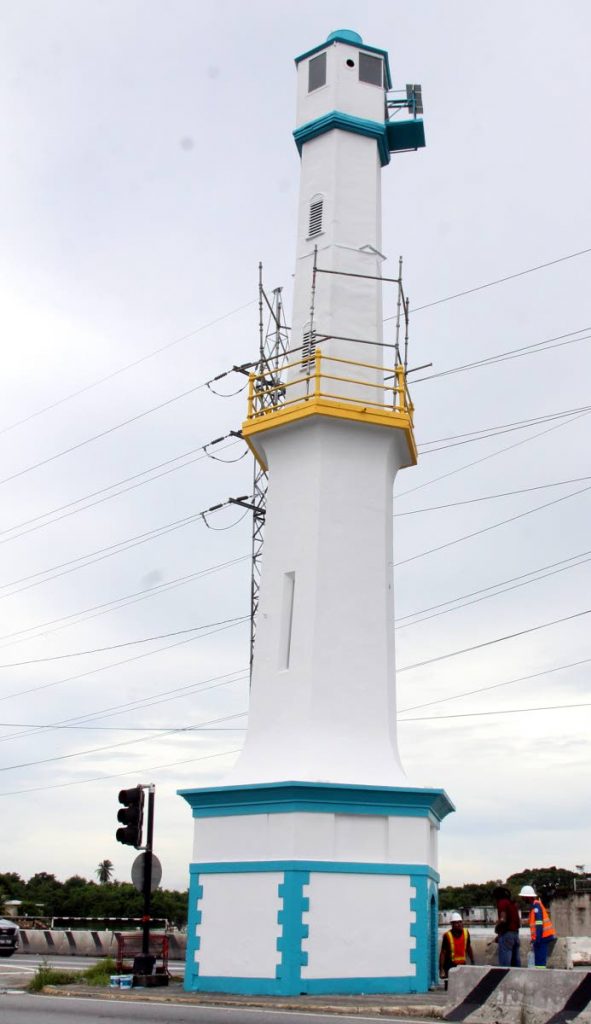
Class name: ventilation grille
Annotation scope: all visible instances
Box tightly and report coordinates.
[301,329,317,374]
[308,199,323,238]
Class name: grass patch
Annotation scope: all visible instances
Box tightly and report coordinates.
[27,966,78,992]
[27,956,118,992]
[80,957,117,986]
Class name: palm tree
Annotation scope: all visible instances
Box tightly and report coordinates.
[95,860,114,884]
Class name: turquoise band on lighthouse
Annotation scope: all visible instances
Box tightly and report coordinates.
[293,111,426,164]
[294,110,392,166]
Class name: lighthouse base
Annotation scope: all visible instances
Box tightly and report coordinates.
[179,782,454,996]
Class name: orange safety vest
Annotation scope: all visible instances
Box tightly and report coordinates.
[529,900,555,942]
[446,928,469,964]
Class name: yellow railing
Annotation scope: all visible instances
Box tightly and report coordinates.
[246,349,414,424]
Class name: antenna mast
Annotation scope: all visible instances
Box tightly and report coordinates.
[250,269,289,679]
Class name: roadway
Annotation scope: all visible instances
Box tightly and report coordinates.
[0,992,432,1023]
[0,952,184,989]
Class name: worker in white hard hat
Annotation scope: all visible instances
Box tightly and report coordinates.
[519,885,556,968]
[439,912,475,988]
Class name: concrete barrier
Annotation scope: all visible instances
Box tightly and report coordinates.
[17,929,187,960]
[469,935,567,969]
[566,938,591,968]
[445,965,591,1024]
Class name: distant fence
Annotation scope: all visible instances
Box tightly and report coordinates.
[17,928,186,960]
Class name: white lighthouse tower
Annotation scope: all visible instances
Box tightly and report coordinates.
[180,29,453,995]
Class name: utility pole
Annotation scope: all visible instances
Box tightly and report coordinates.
[141,784,155,958]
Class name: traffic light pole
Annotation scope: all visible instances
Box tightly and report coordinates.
[141,785,155,957]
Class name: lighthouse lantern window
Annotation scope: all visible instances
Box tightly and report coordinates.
[359,52,383,87]
[308,52,327,92]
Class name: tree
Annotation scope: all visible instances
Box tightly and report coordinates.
[506,866,577,904]
[95,860,114,885]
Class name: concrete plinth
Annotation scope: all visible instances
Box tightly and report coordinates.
[179,781,454,996]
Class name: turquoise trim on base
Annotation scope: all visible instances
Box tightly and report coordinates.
[178,779,455,824]
[189,861,440,882]
[428,880,439,988]
[183,878,202,987]
[184,859,439,995]
[410,874,428,991]
[276,871,309,987]
[301,976,419,995]
[294,111,391,166]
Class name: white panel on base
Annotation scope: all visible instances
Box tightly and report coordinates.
[194,812,433,865]
[302,873,415,979]
[335,814,388,860]
[197,872,282,978]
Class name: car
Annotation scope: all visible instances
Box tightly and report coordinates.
[0,918,19,957]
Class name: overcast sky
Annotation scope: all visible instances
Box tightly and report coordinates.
[1,0,590,895]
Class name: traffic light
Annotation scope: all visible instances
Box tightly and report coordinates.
[116,786,144,847]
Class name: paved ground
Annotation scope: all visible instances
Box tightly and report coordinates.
[0,991,447,1024]
[1,951,448,1019]
[1,966,448,1019]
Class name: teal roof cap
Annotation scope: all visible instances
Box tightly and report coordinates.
[326,29,363,45]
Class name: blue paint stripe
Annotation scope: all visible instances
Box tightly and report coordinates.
[178,780,454,823]
[188,860,439,882]
[293,110,391,166]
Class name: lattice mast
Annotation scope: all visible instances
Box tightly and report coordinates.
[249,265,289,677]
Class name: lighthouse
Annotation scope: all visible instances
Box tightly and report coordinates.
[180,29,454,995]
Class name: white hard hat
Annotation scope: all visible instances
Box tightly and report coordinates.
[451,912,463,922]
[519,885,537,897]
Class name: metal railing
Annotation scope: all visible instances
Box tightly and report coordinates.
[246,349,413,425]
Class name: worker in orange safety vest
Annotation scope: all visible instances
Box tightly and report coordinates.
[519,885,557,968]
[439,912,475,988]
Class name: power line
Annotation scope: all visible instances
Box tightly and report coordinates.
[0,300,255,438]
[385,246,591,317]
[396,409,591,500]
[395,480,591,567]
[0,709,248,774]
[0,363,250,492]
[401,701,591,722]
[0,556,248,650]
[410,327,591,383]
[398,655,591,715]
[0,617,249,670]
[0,721,247,732]
[0,380,210,489]
[13,691,591,732]
[396,475,591,516]
[0,436,241,548]
[0,621,247,706]
[0,496,251,602]
[397,606,591,674]
[0,747,242,798]
[0,668,249,744]
[396,549,591,628]
[418,403,591,452]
